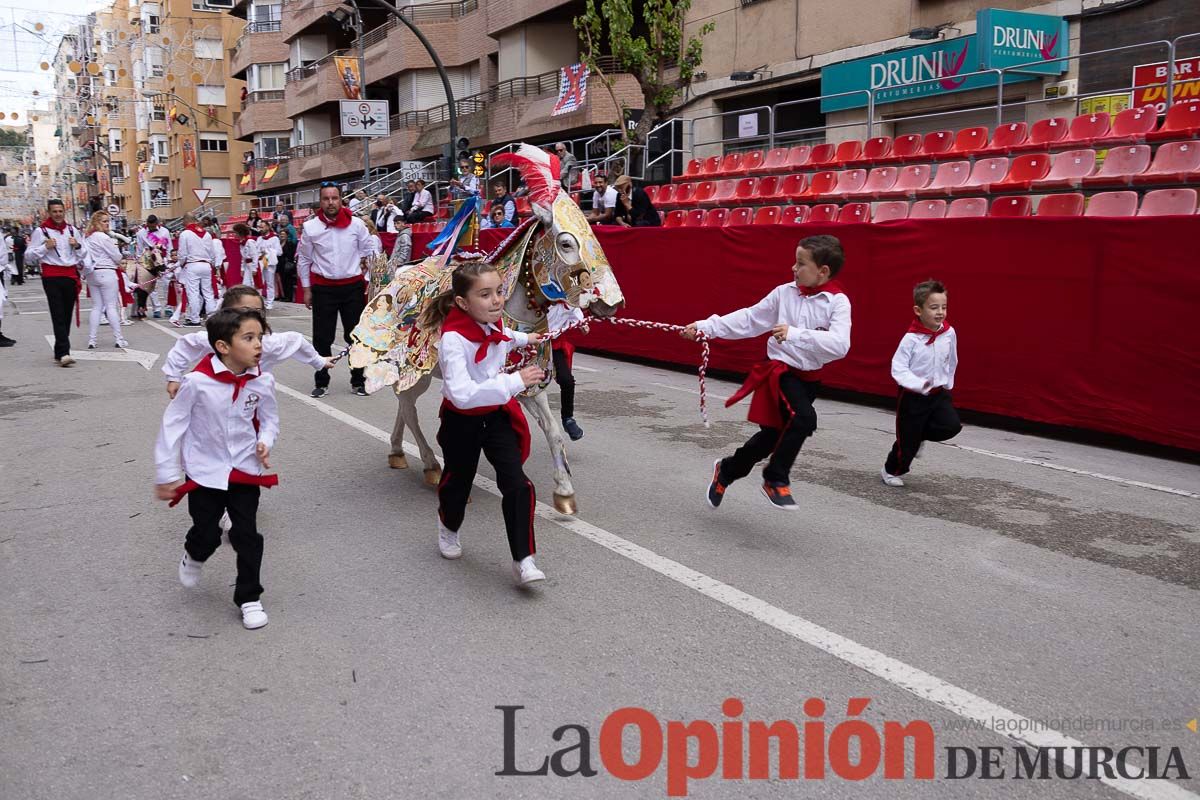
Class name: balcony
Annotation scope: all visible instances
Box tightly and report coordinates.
[230,21,289,80]
[362,0,485,81]
[235,91,289,140]
[485,0,575,38]
[285,51,351,117]
[280,0,331,42]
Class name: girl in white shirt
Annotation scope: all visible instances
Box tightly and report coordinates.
[233,223,261,290]
[422,262,549,586]
[256,221,283,309]
[83,211,129,349]
[363,218,384,258]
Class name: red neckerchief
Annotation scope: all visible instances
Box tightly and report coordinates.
[192,353,261,402]
[907,318,951,346]
[319,207,353,228]
[42,216,67,232]
[184,224,207,238]
[442,305,511,363]
[799,280,846,297]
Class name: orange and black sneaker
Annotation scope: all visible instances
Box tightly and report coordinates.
[706,459,728,509]
[761,482,797,510]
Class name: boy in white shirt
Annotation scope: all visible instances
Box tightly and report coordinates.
[683,235,851,510]
[881,280,961,487]
[155,307,279,630]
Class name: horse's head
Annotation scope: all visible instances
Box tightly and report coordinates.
[491,144,623,317]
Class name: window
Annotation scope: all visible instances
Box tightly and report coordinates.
[198,132,228,152]
[151,106,167,122]
[110,162,125,179]
[108,129,122,153]
[143,4,161,33]
[145,47,164,78]
[255,133,290,158]
[104,66,117,86]
[201,177,231,197]
[250,63,286,92]
[151,135,168,164]
[196,84,226,105]
[195,37,223,60]
[251,2,281,23]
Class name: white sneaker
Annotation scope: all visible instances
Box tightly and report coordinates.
[121,319,134,326]
[115,340,129,349]
[178,553,202,588]
[437,519,462,559]
[914,443,925,459]
[86,340,96,349]
[880,467,905,487]
[58,355,75,367]
[240,601,268,629]
[513,556,546,586]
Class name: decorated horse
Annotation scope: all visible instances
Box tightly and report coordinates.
[347,144,624,513]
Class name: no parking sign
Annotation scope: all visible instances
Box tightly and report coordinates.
[340,100,389,137]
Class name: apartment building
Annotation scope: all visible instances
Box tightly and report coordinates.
[0,125,39,224]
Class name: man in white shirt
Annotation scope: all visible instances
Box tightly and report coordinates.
[176,213,218,326]
[406,180,435,223]
[25,199,84,365]
[137,215,174,318]
[587,173,618,225]
[297,183,373,397]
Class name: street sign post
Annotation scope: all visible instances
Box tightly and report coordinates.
[192,188,211,205]
[340,100,390,137]
[106,204,120,215]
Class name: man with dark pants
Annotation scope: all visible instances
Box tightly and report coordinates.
[297,184,371,397]
[12,228,26,285]
[278,216,298,302]
[26,200,84,367]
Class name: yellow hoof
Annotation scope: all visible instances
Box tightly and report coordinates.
[388,454,409,469]
[553,494,577,515]
[423,468,442,487]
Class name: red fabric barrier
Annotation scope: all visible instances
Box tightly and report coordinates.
[221,239,241,289]
[424,220,1200,450]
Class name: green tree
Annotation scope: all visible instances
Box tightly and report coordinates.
[575,0,712,171]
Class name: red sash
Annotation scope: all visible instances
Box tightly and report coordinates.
[440,397,531,464]
[311,273,365,287]
[726,360,821,430]
[169,469,279,507]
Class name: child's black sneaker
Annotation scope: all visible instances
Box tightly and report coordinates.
[761,481,797,510]
[706,459,728,508]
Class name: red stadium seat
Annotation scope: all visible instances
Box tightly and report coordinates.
[833,140,863,166]
[715,153,743,177]
[725,207,754,226]
[981,122,1028,155]
[783,145,814,172]
[872,201,909,223]
[952,157,1010,194]
[663,210,687,228]
[915,161,971,197]
[674,159,702,183]
[846,136,892,167]
[809,143,839,168]
[704,207,730,227]
[949,126,989,156]
[798,170,838,200]
[910,199,948,219]
[1138,188,1198,216]
[1064,113,1110,145]
[737,151,764,174]
[881,133,924,164]
[733,177,758,203]
[1081,145,1151,187]
[921,130,954,159]
[1012,117,1068,152]
[808,203,840,223]
[990,196,1033,217]
[780,205,810,225]
[642,185,659,203]
[701,179,737,208]
[990,154,1051,191]
[946,198,988,218]
[1034,149,1097,190]
[1098,106,1158,145]
[760,148,791,174]
[655,183,677,208]
[753,206,781,225]
[699,156,721,176]
[778,173,809,202]
[1147,101,1200,141]
[837,203,871,223]
[1036,193,1085,217]
[754,175,781,202]
[875,164,932,199]
[831,169,868,197]
[1084,191,1138,217]
[1132,140,1200,184]
[683,208,707,227]
[848,166,898,199]
[677,182,705,208]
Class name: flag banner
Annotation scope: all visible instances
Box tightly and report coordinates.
[335,56,362,99]
[551,63,589,116]
[182,137,196,169]
[260,163,279,183]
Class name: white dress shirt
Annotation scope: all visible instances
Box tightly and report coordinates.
[154,359,279,488]
[892,326,957,393]
[177,228,213,265]
[547,303,584,333]
[84,231,123,270]
[297,215,372,287]
[367,234,383,257]
[210,237,227,268]
[412,189,435,215]
[591,186,618,213]
[162,330,328,382]
[694,282,852,372]
[27,224,83,267]
[439,322,530,409]
[258,235,282,266]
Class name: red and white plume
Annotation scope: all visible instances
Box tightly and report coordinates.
[490,143,561,207]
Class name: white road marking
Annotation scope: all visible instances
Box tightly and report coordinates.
[42,335,158,369]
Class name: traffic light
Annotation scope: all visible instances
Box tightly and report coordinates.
[455,136,470,162]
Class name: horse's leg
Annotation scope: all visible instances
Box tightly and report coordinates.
[521,390,576,515]
[388,394,409,469]
[403,373,442,486]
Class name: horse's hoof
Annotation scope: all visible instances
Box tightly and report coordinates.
[388,454,409,469]
[423,468,442,487]
[553,494,577,515]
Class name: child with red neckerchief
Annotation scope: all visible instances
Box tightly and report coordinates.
[682,235,852,511]
[422,261,550,587]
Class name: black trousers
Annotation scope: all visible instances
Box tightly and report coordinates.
[720,375,820,486]
[135,288,150,312]
[184,483,263,605]
[884,390,962,476]
[407,210,433,223]
[310,282,365,388]
[13,253,24,284]
[437,408,536,561]
[42,276,77,359]
[279,242,297,301]
[552,347,575,420]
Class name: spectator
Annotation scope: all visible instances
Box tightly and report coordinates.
[587,173,617,225]
[273,202,293,226]
[407,180,435,223]
[449,157,480,199]
[348,190,368,215]
[11,228,26,285]
[489,180,517,224]
[278,214,299,302]
[554,142,579,191]
[612,175,662,227]
[399,180,417,217]
[481,205,515,230]
[372,194,403,233]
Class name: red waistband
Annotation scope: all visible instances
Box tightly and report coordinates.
[169,469,280,507]
[905,386,944,395]
[42,265,79,279]
[311,273,365,287]
[441,398,501,416]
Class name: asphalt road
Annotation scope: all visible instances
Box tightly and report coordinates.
[2,283,1199,800]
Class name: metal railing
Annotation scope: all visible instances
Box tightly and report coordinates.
[286,49,350,83]
[246,20,282,33]
[356,0,478,48]
[244,89,285,104]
